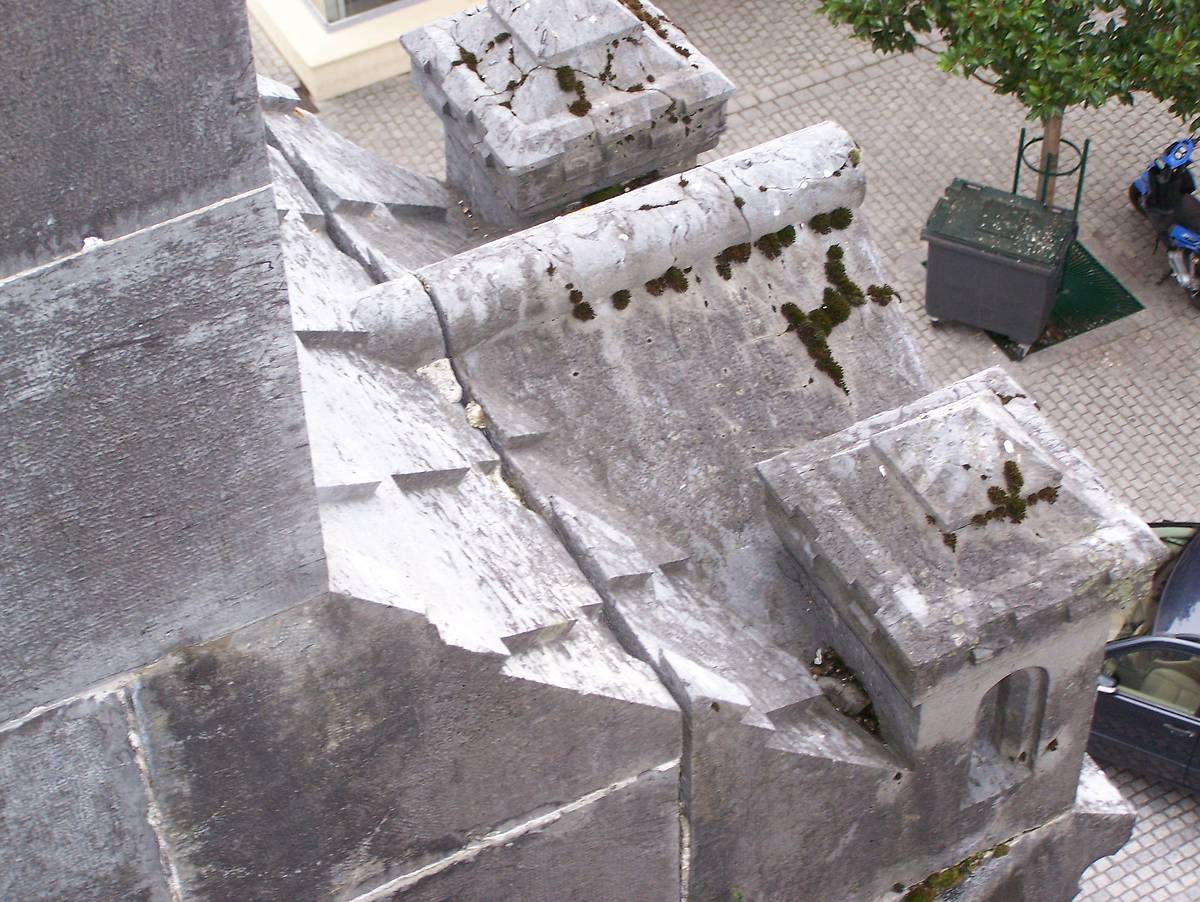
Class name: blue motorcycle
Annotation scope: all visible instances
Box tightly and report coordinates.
[1129,137,1200,308]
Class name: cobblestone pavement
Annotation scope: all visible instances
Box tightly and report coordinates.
[249,4,1199,898]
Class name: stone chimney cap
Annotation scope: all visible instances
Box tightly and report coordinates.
[758,368,1164,698]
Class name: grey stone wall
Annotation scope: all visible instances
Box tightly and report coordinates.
[0,0,269,278]
[0,3,324,719]
[0,695,173,901]
[0,191,326,720]
[130,596,679,901]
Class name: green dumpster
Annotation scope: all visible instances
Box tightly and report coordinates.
[922,179,1077,346]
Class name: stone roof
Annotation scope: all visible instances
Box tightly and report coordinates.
[263,84,675,713]
[258,76,484,275]
[414,121,927,737]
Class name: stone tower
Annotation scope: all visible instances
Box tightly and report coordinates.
[760,368,1163,829]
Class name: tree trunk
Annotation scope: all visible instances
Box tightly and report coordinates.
[1039,114,1064,207]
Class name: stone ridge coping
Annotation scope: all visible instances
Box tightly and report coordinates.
[416,121,861,354]
[758,368,1165,697]
[402,0,734,170]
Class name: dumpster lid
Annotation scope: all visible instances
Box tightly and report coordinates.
[923,179,1076,266]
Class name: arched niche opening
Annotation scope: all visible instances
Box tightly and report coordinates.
[965,667,1048,805]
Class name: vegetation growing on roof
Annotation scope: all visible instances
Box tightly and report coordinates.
[554,66,592,116]
[829,207,854,229]
[775,243,878,393]
[714,242,753,280]
[556,66,578,92]
[931,459,1060,548]
[868,284,898,306]
[645,266,689,296]
[451,46,480,74]
[615,0,691,57]
[897,838,1016,901]
[579,170,661,209]
[968,459,1059,527]
[809,207,853,234]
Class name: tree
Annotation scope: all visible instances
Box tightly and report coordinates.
[818,1,1200,205]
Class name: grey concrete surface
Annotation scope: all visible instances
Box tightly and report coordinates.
[0,0,269,277]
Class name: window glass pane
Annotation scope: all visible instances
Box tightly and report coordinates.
[1107,647,1200,715]
[345,0,396,14]
[310,0,398,23]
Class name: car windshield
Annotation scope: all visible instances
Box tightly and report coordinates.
[1155,528,1200,638]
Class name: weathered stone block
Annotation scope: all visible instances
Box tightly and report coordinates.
[940,757,1135,902]
[403,0,735,225]
[0,0,268,276]
[132,595,679,901]
[0,190,325,719]
[0,695,171,901]
[382,763,680,901]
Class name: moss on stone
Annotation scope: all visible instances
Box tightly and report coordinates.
[555,66,578,92]
[808,307,834,335]
[571,302,596,321]
[1004,460,1024,493]
[868,284,898,306]
[755,232,783,260]
[809,212,832,234]
[714,242,753,280]
[453,46,480,73]
[569,97,592,117]
[829,207,854,230]
[645,276,667,296]
[824,290,851,325]
[966,460,1056,529]
[664,266,689,293]
[780,302,805,328]
[612,289,632,310]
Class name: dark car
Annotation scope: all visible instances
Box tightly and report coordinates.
[1089,523,1200,787]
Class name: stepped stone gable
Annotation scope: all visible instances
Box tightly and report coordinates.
[403,0,734,225]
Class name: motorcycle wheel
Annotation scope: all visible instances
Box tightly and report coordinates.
[1129,184,1146,215]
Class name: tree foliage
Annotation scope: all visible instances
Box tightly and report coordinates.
[818,1,1200,130]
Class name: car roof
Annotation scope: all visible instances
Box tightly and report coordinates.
[1154,524,1200,639]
